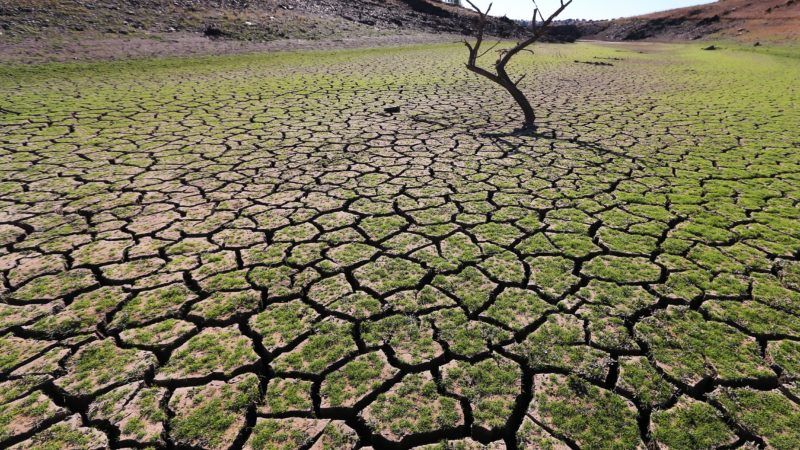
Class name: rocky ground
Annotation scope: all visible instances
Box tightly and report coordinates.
[0,0,522,63]
[0,0,518,39]
[1,41,800,449]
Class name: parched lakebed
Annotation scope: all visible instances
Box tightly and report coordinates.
[1,42,800,449]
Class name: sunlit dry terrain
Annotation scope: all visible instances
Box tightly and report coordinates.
[1,42,799,449]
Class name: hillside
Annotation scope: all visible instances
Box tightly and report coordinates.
[582,0,800,42]
[0,0,519,41]
[0,0,533,62]
[3,0,796,63]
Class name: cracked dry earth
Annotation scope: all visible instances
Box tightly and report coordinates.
[1,42,800,450]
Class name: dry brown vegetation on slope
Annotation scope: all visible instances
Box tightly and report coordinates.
[582,0,800,42]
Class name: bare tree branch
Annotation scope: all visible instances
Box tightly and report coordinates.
[498,0,573,70]
[477,40,502,59]
[462,0,573,130]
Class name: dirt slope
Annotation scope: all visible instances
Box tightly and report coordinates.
[582,0,800,42]
[0,0,519,41]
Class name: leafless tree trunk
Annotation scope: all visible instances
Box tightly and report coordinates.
[463,0,573,131]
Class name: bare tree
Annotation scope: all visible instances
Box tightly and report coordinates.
[463,0,573,131]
